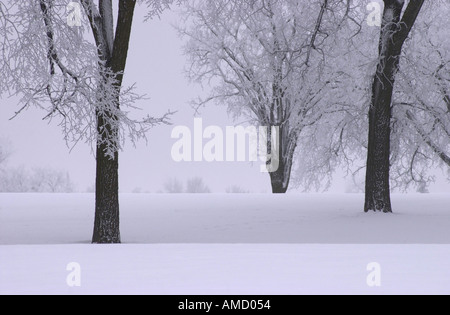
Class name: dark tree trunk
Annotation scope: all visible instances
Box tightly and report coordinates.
[365,0,424,213]
[82,0,136,243]
[93,129,120,243]
[364,0,401,213]
[268,124,296,194]
[92,74,121,243]
[270,160,289,194]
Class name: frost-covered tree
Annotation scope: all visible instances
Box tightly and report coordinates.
[0,0,178,243]
[364,0,425,213]
[390,1,450,189]
[290,1,370,192]
[0,166,74,193]
[0,167,29,193]
[180,0,357,193]
[302,1,448,199]
[31,167,75,193]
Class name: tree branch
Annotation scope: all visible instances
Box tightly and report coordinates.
[406,110,450,167]
[306,0,328,66]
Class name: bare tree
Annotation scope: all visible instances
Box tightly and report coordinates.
[163,177,184,193]
[180,0,355,193]
[226,185,250,194]
[0,166,74,193]
[0,1,178,243]
[31,168,75,193]
[0,167,29,193]
[186,177,211,194]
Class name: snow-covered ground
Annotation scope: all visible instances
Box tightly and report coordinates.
[2,193,450,244]
[1,193,449,294]
[1,244,449,295]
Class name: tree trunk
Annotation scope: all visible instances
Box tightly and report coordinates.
[365,0,424,213]
[365,72,395,213]
[93,131,120,243]
[268,124,296,194]
[270,159,291,194]
[82,0,136,243]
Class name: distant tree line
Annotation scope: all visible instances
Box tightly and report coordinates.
[0,166,74,193]
[0,141,74,193]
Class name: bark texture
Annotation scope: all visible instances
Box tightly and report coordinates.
[269,124,297,194]
[81,0,136,243]
[365,0,425,213]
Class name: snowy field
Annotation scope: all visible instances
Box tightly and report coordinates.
[1,193,449,294]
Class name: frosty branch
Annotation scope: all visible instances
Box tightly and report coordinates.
[181,0,358,193]
[0,0,180,244]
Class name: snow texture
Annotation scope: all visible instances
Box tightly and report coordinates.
[1,193,449,245]
[0,194,449,294]
[1,244,449,295]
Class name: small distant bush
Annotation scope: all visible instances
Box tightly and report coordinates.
[163,178,184,194]
[186,177,211,194]
[160,177,211,194]
[226,185,250,194]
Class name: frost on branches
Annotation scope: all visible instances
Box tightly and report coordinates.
[180,0,360,193]
[391,1,450,190]
[0,0,180,244]
[0,0,174,159]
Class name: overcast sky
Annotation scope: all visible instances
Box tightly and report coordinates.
[0,4,448,193]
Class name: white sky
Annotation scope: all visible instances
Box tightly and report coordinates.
[0,3,448,193]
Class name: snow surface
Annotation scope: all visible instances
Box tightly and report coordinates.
[0,193,449,294]
[1,193,449,244]
[1,244,449,295]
